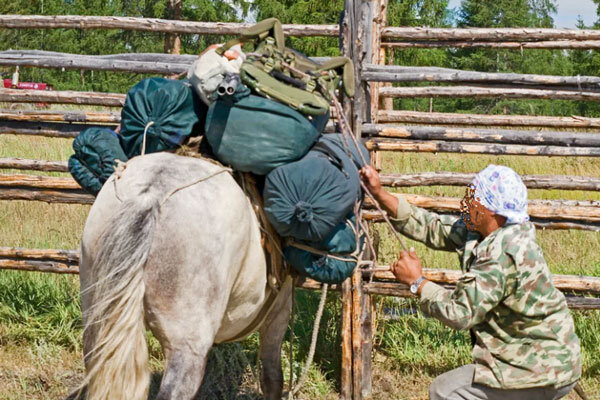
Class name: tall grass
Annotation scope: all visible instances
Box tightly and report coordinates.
[0,134,598,398]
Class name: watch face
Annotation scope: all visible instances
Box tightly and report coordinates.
[410,284,418,294]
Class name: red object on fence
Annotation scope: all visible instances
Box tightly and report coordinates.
[3,79,53,90]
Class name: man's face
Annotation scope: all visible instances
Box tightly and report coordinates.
[460,186,494,234]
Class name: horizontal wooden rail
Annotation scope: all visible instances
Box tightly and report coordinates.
[0,121,113,138]
[0,109,121,124]
[0,15,338,37]
[298,279,599,310]
[379,172,600,191]
[0,174,81,189]
[363,193,600,222]
[381,40,600,49]
[366,139,600,157]
[381,27,600,41]
[362,124,600,147]
[0,188,94,204]
[0,88,125,107]
[1,248,597,308]
[377,110,600,129]
[0,247,79,262]
[0,158,68,172]
[371,268,600,295]
[378,86,600,101]
[363,65,600,88]
[0,50,191,75]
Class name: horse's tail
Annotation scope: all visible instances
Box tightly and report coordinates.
[81,196,159,400]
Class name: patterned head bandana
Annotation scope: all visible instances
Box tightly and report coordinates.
[471,164,529,224]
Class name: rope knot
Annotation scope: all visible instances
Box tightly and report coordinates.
[294,201,314,223]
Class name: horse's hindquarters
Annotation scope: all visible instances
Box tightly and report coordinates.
[79,153,271,399]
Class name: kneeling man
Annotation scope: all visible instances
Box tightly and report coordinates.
[361,164,581,400]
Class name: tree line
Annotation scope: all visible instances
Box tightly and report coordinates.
[2,0,600,117]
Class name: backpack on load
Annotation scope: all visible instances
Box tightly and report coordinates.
[68,127,128,196]
[120,78,207,158]
[204,83,324,175]
[263,133,370,242]
[216,17,355,116]
[284,215,364,284]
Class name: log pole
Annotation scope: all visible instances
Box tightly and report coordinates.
[0,15,339,37]
[381,26,600,41]
[377,110,600,129]
[0,158,68,172]
[379,172,600,191]
[365,139,600,157]
[362,124,600,147]
[378,86,600,102]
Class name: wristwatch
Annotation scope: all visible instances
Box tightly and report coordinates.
[410,276,427,295]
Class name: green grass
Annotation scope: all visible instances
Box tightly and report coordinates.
[0,135,599,399]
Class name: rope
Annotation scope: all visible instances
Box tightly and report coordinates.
[286,240,359,263]
[330,93,409,253]
[159,167,232,208]
[141,121,154,156]
[287,282,329,399]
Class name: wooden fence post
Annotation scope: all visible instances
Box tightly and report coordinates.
[341,0,375,399]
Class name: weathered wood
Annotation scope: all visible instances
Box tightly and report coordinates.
[377,110,600,129]
[0,247,79,263]
[362,124,600,147]
[1,50,198,63]
[381,27,600,41]
[364,210,600,230]
[341,278,353,400]
[0,120,114,138]
[0,259,79,274]
[372,268,600,295]
[363,193,600,222]
[0,174,81,190]
[0,15,339,37]
[0,158,68,172]
[378,86,600,101]
[360,282,599,310]
[0,88,125,107]
[0,109,121,123]
[0,51,190,74]
[379,172,600,191]
[365,139,600,157]
[363,64,600,88]
[381,40,600,49]
[351,266,364,400]
[0,188,94,204]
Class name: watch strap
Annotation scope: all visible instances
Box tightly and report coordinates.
[410,276,427,295]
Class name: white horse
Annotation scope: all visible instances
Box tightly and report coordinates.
[78,152,293,400]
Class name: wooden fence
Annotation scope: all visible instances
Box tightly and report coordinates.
[1,1,600,398]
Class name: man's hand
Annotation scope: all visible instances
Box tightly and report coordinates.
[359,165,384,199]
[391,248,423,286]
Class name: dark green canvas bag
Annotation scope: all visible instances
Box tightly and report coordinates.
[204,84,322,175]
[120,78,207,158]
[283,215,363,284]
[68,127,128,196]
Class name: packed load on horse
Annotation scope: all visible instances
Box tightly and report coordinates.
[68,18,366,284]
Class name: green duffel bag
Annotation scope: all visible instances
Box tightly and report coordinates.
[283,215,363,284]
[120,77,207,158]
[204,84,324,175]
[68,127,128,196]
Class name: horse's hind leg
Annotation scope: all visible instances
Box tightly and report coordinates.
[259,278,293,400]
[143,259,228,400]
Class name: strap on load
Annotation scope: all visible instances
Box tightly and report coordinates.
[216,18,354,115]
